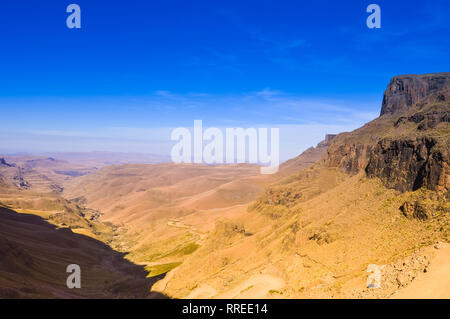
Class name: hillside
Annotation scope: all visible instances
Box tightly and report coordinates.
[0,206,166,298]
[1,140,324,297]
[151,73,449,298]
[61,163,275,276]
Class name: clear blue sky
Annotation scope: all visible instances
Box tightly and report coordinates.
[0,0,449,159]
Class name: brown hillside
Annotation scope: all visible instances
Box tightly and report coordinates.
[153,73,449,299]
[0,206,166,298]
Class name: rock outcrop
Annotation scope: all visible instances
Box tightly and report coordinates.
[394,109,450,130]
[0,158,14,167]
[399,201,429,220]
[365,137,448,193]
[380,73,450,116]
[324,143,371,175]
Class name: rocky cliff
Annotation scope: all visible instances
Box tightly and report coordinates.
[365,137,448,193]
[325,73,450,197]
[380,73,450,116]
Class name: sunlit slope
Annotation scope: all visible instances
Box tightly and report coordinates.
[62,163,276,279]
[155,168,449,298]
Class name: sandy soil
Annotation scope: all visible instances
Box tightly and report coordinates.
[186,274,285,299]
[391,243,450,299]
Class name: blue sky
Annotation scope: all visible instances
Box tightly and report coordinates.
[0,0,449,160]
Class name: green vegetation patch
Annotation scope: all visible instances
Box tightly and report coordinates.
[145,262,182,277]
[165,242,200,257]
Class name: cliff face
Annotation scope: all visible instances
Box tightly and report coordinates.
[325,73,450,197]
[380,73,450,116]
[365,137,449,193]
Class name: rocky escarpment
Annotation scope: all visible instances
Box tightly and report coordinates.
[325,73,449,196]
[380,73,450,116]
[365,137,449,193]
[326,136,449,196]
[324,143,371,174]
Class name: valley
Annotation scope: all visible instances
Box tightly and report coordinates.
[0,73,449,299]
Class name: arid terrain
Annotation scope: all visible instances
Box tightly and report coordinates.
[0,73,449,299]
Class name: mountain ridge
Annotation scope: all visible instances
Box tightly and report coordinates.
[380,72,450,116]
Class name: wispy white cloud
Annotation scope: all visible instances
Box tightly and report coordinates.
[143,89,379,126]
[0,90,379,160]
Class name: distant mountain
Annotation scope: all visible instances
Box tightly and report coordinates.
[40,151,170,167]
[0,156,94,193]
[0,152,170,193]
[280,134,336,175]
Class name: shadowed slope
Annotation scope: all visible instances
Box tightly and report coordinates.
[0,206,167,299]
